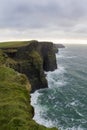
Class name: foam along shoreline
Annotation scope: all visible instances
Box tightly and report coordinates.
[31,45,87,130]
[30,49,67,129]
[31,91,58,129]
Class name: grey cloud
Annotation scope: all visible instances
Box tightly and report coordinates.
[0,0,87,41]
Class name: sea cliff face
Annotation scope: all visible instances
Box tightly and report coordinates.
[0,43,57,130]
[3,40,57,92]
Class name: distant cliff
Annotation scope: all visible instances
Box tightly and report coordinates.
[53,43,65,53]
[54,43,65,48]
[2,40,57,92]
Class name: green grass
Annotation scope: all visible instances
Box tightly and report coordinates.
[0,66,31,129]
[0,40,39,48]
[0,50,7,65]
[0,41,31,48]
[0,66,57,130]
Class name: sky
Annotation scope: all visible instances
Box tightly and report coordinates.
[0,0,87,44]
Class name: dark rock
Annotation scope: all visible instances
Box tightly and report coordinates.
[54,43,65,49]
[53,43,65,53]
[2,41,57,92]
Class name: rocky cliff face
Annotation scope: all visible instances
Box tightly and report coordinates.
[53,44,65,53]
[0,50,57,130]
[2,41,57,92]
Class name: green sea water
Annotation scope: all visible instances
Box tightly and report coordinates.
[31,44,87,130]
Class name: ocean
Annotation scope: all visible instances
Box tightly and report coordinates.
[31,44,87,130]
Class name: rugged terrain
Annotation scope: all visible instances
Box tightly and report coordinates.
[2,40,57,92]
[0,41,58,130]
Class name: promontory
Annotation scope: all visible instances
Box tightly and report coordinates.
[0,40,59,130]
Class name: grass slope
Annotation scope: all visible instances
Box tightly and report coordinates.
[0,41,31,48]
[0,51,57,130]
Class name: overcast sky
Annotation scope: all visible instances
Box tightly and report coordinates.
[0,0,87,43]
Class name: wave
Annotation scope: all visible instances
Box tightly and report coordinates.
[31,91,58,129]
[31,91,44,124]
[60,126,84,130]
[31,49,68,129]
[56,54,77,59]
[45,66,67,88]
[31,65,67,129]
[45,66,66,76]
[56,47,77,60]
[31,46,87,130]
[70,100,79,107]
[75,109,84,117]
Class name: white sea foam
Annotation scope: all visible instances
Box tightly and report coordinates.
[31,46,87,130]
[60,126,84,130]
[65,100,80,109]
[54,80,67,87]
[70,100,79,106]
[56,52,64,59]
[30,65,66,129]
[31,52,67,128]
[31,91,46,123]
[31,91,58,129]
[56,55,77,59]
[45,66,66,76]
[56,53,77,59]
[31,65,67,129]
[45,66,67,88]
[75,109,84,117]
[31,91,41,105]
[56,47,77,60]
[56,54,64,59]
[66,56,77,58]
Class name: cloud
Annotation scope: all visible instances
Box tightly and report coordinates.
[0,0,87,43]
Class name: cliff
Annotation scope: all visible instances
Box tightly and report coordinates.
[54,44,65,48]
[53,43,65,53]
[2,40,57,92]
[0,49,57,130]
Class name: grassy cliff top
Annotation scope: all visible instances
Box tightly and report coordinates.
[0,40,38,48]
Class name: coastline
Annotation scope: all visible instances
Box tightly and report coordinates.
[0,41,59,130]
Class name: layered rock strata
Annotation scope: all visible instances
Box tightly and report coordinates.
[2,41,57,92]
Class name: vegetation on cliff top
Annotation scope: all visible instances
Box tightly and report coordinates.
[0,49,57,130]
[0,40,38,48]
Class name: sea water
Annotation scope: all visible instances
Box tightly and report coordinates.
[31,44,87,130]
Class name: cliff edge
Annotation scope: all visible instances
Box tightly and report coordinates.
[2,40,57,92]
[0,49,57,130]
